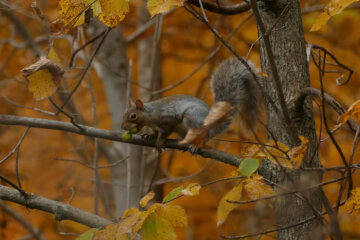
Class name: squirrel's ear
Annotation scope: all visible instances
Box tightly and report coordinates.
[135,99,144,111]
[128,99,136,108]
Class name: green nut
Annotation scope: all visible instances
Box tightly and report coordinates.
[129,127,138,134]
[122,132,132,141]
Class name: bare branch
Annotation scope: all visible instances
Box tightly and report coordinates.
[0,114,242,166]
[187,0,251,15]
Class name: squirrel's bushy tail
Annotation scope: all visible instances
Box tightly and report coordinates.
[210,58,261,136]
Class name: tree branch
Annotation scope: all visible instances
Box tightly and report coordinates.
[294,87,358,132]
[187,0,251,15]
[0,184,111,228]
[0,114,242,166]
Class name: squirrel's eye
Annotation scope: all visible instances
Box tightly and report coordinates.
[130,113,137,120]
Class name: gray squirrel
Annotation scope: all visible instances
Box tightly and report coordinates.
[121,58,261,148]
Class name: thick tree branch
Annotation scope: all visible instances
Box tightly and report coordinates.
[0,114,242,166]
[294,87,358,132]
[187,0,250,15]
[0,185,111,228]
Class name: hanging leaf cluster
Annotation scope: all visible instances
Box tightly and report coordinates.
[55,0,185,32]
[76,183,201,240]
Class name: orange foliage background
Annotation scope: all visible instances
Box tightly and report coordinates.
[1,0,360,239]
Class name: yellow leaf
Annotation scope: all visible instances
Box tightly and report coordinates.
[93,222,129,240]
[48,47,61,63]
[287,136,309,168]
[310,0,360,31]
[21,57,64,101]
[140,191,155,208]
[141,213,175,240]
[258,71,269,78]
[158,204,187,228]
[217,181,243,227]
[94,207,149,240]
[58,0,87,32]
[339,99,360,124]
[243,174,274,200]
[98,0,129,28]
[147,0,185,17]
[181,183,201,196]
[345,188,360,213]
[141,203,187,240]
[26,69,57,101]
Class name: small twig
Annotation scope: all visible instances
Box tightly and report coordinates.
[69,29,107,67]
[59,232,80,237]
[312,50,353,197]
[149,14,163,98]
[0,200,46,240]
[221,200,346,239]
[0,175,27,198]
[54,156,129,169]
[311,45,353,85]
[48,97,84,131]
[228,176,345,204]
[0,127,30,164]
[67,187,75,205]
[59,28,111,113]
[1,95,56,116]
[152,12,253,96]
[15,148,22,188]
[155,160,213,185]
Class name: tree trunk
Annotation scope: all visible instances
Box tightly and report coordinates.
[256,1,323,239]
[96,25,144,217]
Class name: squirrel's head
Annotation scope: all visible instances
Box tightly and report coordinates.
[121,99,146,131]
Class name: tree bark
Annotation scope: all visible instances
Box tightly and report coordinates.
[256,1,323,239]
[95,25,144,217]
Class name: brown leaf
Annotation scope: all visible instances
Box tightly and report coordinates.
[339,99,360,124]
[180,101,232,146]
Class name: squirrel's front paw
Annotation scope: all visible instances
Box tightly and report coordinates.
[141,133,157,141]
[187,144,198,155]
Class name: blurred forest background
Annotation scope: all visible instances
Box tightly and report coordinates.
[1,0,360,239]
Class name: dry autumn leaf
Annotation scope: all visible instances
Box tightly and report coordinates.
[147,0,185,17]
[345,188,360,213]
[58,0,87,32]
[21,57,64,101]
[243,174,274,200]
[98,0,129,28]
[217,181,243,227]
[310,0,360,31]
[181,183,201,196]
[257,136,308,169]
[339,99,360,124]
[179,101,232,146]
[140,191,155,208]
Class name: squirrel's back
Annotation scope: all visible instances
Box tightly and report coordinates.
[211,58,261,131]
